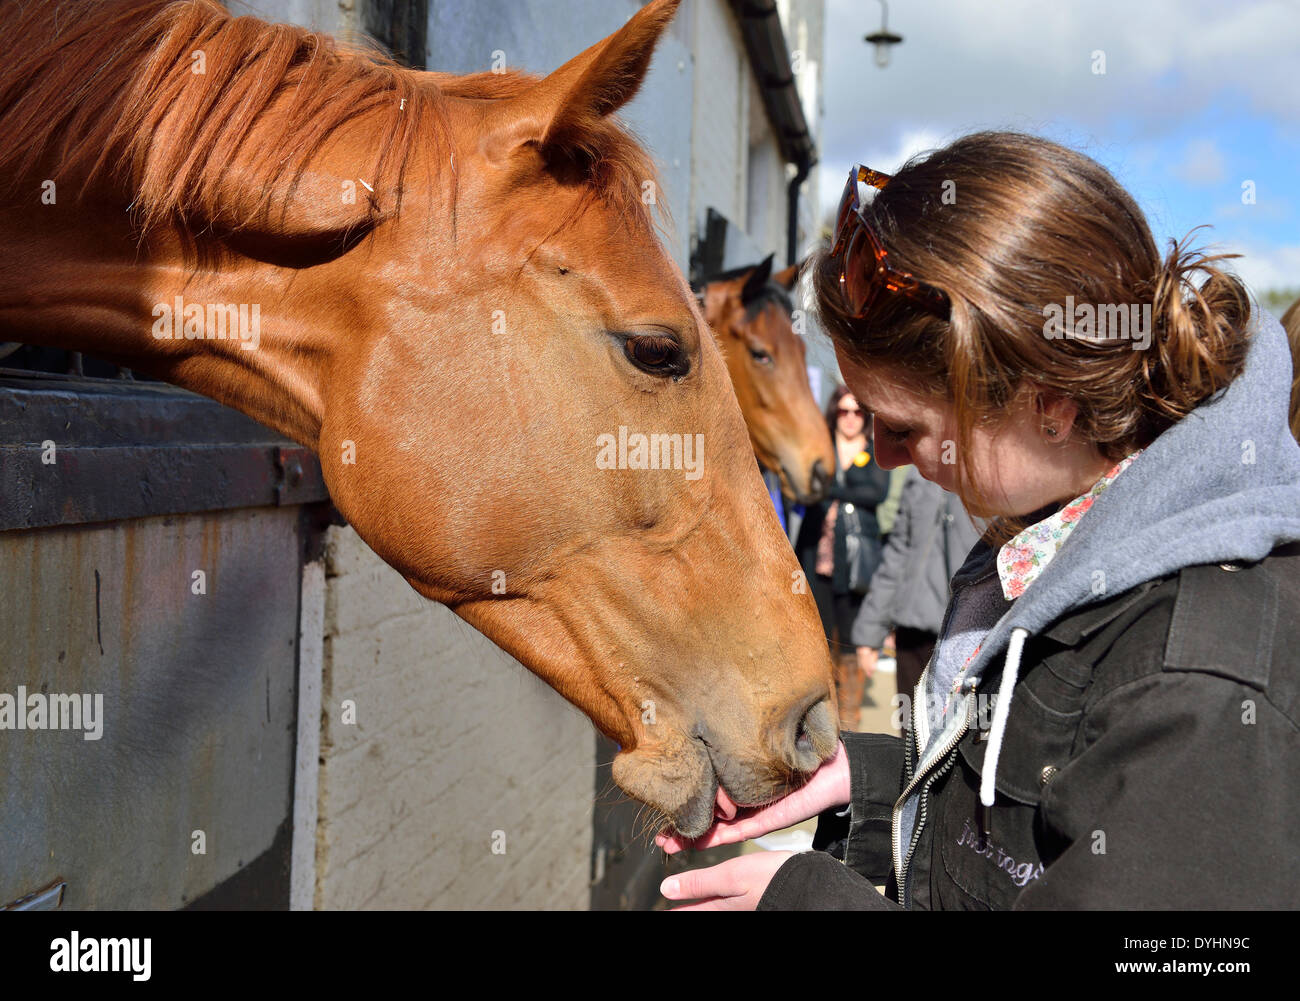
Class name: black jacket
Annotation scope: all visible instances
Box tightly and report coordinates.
[759,541,1300,909]
[794,453,890,595]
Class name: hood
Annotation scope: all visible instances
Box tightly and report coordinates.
[975,303,1300,806]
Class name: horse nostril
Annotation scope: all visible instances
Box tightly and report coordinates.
[796,714,812,750]
[778,463,797,495]
[789,695,835,769]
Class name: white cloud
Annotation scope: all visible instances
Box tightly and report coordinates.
[813,0,1298,304]
[1174,138,1229,186]
[1225,242,1300,298]
[820,0,1300,172]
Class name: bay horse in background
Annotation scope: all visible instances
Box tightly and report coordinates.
[0,0,837,838]
[695,255,835,507]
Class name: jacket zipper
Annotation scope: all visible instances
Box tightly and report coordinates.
[889,548,996,906]
[899,744,962,907]
[892,674,975,908]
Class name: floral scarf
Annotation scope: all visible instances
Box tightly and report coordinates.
[996,450,1144,601]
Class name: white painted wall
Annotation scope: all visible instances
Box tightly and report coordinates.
[312,527,594,910]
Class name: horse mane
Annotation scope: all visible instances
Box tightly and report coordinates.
[0,0,660,237]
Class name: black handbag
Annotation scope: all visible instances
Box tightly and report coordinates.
[836,466,878,596]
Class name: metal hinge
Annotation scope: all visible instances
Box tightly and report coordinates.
[274,446,324,506]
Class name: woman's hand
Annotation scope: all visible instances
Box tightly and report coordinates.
[660,851,793,910]
[655,740,851,854]
[857,646,879,678]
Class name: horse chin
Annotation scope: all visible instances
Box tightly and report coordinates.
[609,737,718,840]
[666,779,719,840]
[774,462,826,507]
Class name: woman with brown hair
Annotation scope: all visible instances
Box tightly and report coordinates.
[659,131,1300,909]
[793,384,890,728]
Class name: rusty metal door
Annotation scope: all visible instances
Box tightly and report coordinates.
[0,368,330,909]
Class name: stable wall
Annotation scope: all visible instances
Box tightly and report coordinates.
[309,526,594,910]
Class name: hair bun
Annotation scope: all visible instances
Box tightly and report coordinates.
[1141,228,1251,425]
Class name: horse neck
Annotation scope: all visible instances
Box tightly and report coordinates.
[0,0,458,449]
[0,190,344,445]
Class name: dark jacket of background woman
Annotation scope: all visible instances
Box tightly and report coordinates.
[850,467,984,648]
[795,454,891,595]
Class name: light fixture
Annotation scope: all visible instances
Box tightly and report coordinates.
[864,0,903,68]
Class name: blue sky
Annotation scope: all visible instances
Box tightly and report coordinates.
[816,0,1300,314]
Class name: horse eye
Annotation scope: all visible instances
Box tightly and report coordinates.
[623,334,689,378]
[749,347,774,366]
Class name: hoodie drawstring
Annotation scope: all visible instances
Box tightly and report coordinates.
[980,626,1029,809]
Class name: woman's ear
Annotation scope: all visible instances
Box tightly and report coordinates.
[1034,388,1080,441]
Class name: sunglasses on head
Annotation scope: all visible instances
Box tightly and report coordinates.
[830,165,951,322]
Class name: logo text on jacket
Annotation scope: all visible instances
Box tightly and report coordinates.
[956,818,1044,888]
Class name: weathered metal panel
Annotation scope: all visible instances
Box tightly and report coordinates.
[0,507,301,909]
[0,374,328,531]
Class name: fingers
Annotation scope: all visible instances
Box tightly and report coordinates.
[660,851,793,911]
[661,866,743,903]
[664,897,741,911]
[655,742,852,854]
[655,797,802,854]
[655,819,745,854]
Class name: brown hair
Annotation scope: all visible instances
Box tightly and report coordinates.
[1282,296,1300,443]
[813,131,1251,526]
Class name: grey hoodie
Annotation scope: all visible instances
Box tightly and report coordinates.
[897,303,1300,874]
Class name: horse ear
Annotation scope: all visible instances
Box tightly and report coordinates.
[740,254,775,304]
[771,259,804,291]
[482,0,681,161]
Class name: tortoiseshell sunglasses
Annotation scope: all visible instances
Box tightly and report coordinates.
[830,165,951,321]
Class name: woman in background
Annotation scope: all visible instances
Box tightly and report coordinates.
[852,467,981,705]
[794,385,889,729]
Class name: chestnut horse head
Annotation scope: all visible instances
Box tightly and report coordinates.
[0,0,836,836]
[697,256,835,504]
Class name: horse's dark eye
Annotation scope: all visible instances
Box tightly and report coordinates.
[622,334,689,378]
[749,347,773,366]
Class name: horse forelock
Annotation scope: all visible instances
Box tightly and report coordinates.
[747,284,794,319]
[0,0,663,242]
[696,267,796,322]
